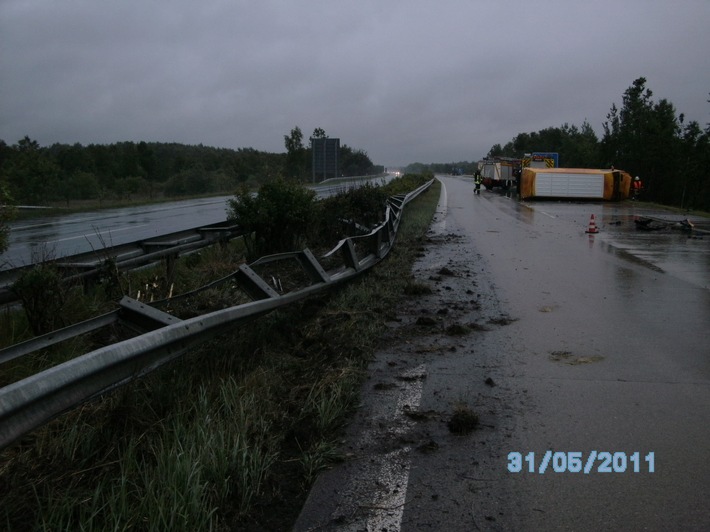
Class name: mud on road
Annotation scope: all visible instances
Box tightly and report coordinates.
[295,226,524,530]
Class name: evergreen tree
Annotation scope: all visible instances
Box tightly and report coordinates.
[284,126,306,180]
[1,137,60,204]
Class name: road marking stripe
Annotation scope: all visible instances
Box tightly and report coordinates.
[343,364,425,531]
[431,180,448,234]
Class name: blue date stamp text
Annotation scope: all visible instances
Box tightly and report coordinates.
[508,451,655,474]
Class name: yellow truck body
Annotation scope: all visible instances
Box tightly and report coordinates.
[519,168,632,201]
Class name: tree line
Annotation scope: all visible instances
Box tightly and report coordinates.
[405,161,479,176]
[0,128,381,208]
[0,138,284,206]
[410,78,710,211]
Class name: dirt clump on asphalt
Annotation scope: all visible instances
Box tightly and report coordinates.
[447,403,480,434]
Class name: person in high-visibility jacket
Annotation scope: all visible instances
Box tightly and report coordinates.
[632,176,643,200]
[474,173,482,195]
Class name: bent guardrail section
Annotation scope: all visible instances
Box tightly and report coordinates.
[0,180,433,450]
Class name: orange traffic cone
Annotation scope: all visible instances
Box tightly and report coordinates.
[585,214,599,234]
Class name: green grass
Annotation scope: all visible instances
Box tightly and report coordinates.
[0,178,442,531]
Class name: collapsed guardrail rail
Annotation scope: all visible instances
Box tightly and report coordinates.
[0,179,433,450]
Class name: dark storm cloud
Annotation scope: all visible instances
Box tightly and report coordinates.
[1,0,708,166]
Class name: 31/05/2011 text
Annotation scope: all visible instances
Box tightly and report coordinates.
[508,451,655,474]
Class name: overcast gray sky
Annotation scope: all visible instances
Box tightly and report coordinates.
[1,0,708,167]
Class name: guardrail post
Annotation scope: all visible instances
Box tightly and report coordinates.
[297,249,331,284]
[165,254,177,283]
[119,296,182,333]
[234,264,280,300]
[373,228,383,258]
[341,239,360,271]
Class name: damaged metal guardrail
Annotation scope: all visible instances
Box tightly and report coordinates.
[0,179,433,450]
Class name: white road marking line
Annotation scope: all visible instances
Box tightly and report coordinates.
[342,364,426,532]
[430,180,448,235]
[365,447,411,531]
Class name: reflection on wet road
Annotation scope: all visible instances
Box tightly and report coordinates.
[2,196,233,269]
[508,200,710,290]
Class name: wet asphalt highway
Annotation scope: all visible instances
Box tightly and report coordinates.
[444,176,710,530]
[296,175,710,531]
[2,196,233,269]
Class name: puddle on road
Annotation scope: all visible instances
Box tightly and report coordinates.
[600,242,665,274]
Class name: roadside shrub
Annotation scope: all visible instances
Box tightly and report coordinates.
[12,263,69,335]
[228,178,317,260]
[315,183,387,244]
[381,172,432,195]
[0,182,16,254]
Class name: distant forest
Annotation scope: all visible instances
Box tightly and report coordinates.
[407,78,710,211]
[0,127,380,206]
